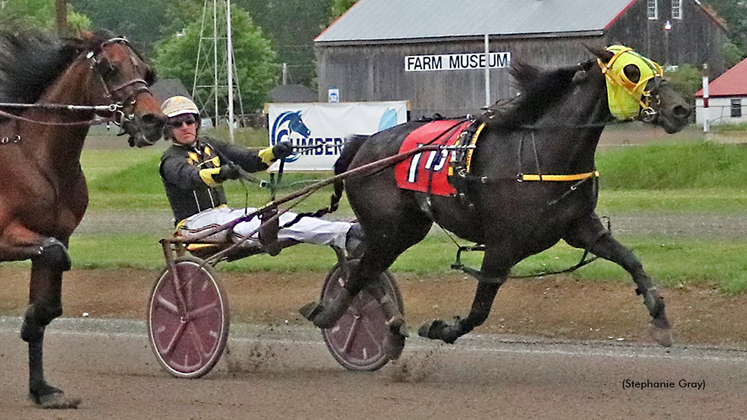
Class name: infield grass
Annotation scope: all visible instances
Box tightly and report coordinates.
[38,131,747,293]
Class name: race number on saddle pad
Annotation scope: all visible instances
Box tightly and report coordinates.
[394,120,472,196]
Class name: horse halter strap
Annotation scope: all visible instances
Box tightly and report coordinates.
[597,45,663,122]
[86,37,151,123]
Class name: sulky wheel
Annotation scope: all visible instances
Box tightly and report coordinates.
[147,256,230,379]
[320,259,403,371]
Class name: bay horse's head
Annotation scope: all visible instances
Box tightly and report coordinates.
[80,32,166,147]
[590,45,690,133]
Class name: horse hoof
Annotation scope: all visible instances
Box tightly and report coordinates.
[418,319,444,339]
[34,392,81,409]
[386,332,406,360]
[385,316,407,360]
[298,301,323,322]
[650,317,672,347]
[651,325,673,347]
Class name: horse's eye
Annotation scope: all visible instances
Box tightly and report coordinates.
[94,59,117,79]
[622,64,641,84]
[144,69,157,85]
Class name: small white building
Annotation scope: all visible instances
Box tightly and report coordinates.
[695,58,747,126]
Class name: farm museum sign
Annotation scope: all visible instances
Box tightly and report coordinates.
[404,52,512,72]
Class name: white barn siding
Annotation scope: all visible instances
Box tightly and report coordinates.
[695,97,747,126]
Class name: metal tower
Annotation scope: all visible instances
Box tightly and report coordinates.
[192,0,244,141]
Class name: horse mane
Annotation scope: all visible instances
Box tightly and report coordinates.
[483,60,584,128]
[0,29,115,106]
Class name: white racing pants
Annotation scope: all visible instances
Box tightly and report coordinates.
[176,206,351,248]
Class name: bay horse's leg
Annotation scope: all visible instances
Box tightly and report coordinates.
[564,213,672,347]
[419,247,510,344]
[22,240,80,409]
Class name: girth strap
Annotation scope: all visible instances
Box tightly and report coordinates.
[520,171,600,182]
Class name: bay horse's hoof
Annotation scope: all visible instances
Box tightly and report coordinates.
[33,391,81,409]
[651,319,672,347]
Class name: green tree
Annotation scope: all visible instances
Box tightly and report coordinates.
[665,64,703,108]
[70,0,167,56]
[153,4,277,114]
[0,0,91,33]
[241,0,333,87]
[329,0,357,21]
[704,0,747,60]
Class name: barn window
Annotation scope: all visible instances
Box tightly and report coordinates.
[672,0,683,20]
[731,99,742,118]
[647,0,658,19]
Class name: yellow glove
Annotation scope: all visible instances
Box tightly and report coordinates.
[258,146,275,164]
[199,168,221,187]
[259,141,294,164]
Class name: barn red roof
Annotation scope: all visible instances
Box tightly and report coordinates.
[695,58,747,98]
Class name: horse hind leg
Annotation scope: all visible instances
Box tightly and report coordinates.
[23,239,80,409]
[364,277,407,360]
[564,214,672,347]
[301,215,432,336]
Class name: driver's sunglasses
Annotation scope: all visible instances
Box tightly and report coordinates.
[168,115,197,128]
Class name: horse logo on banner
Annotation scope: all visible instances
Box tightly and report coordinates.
[270,111,310,163]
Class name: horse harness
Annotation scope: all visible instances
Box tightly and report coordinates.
[446,119,600,211]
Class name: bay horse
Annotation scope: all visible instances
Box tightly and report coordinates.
[303,46,691,358]
[0,29,165,408]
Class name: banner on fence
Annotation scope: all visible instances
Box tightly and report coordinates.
[265,101,409,171]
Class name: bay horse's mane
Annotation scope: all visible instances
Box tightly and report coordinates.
[0,29,117,106]
[484,59,593,128]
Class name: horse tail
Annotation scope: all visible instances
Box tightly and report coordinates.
[328,135,368,214]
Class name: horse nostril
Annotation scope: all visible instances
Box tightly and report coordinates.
[673,105,691,119]
[141,113,166,127]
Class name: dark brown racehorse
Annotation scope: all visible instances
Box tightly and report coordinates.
[304,46,691,358]
[0,30,165,408]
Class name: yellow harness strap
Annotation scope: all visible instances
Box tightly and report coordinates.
[456,122,600,182]
[465,122,486,172]
[520,171,600,182]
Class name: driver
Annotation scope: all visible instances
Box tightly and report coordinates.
[158,96,364,256]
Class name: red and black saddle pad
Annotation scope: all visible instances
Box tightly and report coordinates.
[394,119,472,196]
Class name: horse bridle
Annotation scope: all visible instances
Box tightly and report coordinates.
[86,37,154,134]
[0,36,155,131]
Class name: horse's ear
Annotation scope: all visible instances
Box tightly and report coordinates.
[584,44,613,63]
[572,69,588,83]
[509,60,540,90]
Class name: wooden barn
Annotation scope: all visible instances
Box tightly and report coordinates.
[315,0,727,119]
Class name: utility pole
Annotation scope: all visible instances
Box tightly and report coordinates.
[55,0,67,35]
[702,63,709,133]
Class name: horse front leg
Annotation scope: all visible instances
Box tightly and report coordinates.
[565,213,672,347]
[23,240,80,409]
[419,247,509,344]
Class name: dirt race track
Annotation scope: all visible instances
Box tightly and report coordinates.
[2,127,747,418]
[1,268,747,419]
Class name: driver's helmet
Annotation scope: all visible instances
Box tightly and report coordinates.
[161,96,199,118]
